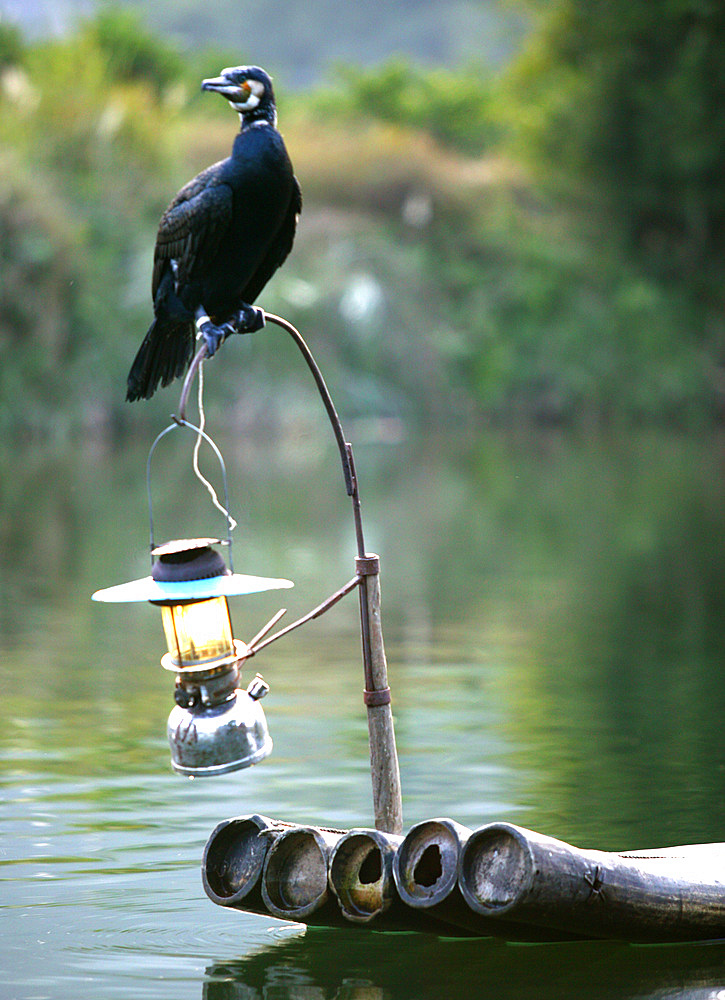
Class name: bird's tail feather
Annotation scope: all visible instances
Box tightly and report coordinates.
[126,317,195,401]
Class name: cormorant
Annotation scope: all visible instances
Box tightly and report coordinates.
[126,65,301,401]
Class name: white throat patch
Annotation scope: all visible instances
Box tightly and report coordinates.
[232,78,266,113]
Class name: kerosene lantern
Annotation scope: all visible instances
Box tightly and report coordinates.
[92,535,292,776]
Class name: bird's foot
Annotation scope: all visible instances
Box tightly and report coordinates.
[232,304,266,334]
[196,318,231,358]
[195,306,265,357]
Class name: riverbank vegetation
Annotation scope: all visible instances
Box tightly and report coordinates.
[1,3,724,440]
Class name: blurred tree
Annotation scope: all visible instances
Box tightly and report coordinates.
[81,7,185,97]
[0,20,24,70]
[509,0,725,278]
[0,14,185,438]
[322,58,498,154]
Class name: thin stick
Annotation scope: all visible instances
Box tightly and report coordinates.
[265,313,357,506]
[247,575,362,656]
[362,567,403,834]
[245,607,288,650]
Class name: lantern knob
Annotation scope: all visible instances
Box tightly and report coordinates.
[151,538,229,582]
[247,674,270,701]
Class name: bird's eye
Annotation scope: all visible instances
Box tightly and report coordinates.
[234,78,265,110]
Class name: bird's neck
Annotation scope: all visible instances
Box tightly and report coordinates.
[239,105,277,131]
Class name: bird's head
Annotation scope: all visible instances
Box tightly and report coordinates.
[201,65,276,124]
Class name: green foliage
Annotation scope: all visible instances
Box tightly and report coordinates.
[0,155,86,437]
[508,0,725,278]
[429,195,713,425]
[80,8,185,97]
[0,13,184,438]
[0,20,24,69]
[317,58,500,154]
[0,8,724,438]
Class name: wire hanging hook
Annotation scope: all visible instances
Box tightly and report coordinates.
[146,418,236,571]
[190,359,238,534]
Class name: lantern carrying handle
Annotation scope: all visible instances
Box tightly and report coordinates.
[146,418,235,571]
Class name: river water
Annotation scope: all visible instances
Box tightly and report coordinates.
[2,426,725,998]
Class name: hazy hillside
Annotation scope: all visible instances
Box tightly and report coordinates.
[3,3,723,438]
[0,0,527,84]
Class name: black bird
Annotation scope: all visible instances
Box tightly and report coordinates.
[126,65,301,401]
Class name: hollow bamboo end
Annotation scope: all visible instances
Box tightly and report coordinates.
[261,828,334,920]
[329,830,401,923]
[202,814,276,905]
[393,818,471,908]
[459,823,535,915]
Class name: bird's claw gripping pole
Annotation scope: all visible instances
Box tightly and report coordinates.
[173,311,403,835]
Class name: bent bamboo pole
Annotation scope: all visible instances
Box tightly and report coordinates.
[458,822,725,942]
[358,560,404,836]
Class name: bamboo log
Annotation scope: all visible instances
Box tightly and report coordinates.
[201,813,295,913]
[391,818,494,935]
[261,825,348,925]
[329,828,404,923]
[393,818,587,940]
[358,562,403,837]
[203,815,725,941]
[393,819,471,908]
[327,827,443,931]
[458,822,725,942]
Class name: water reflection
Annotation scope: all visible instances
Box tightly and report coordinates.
[3,429,725,999]
[203,930,725,1000]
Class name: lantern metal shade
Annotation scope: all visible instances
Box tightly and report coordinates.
[91,571,293,604]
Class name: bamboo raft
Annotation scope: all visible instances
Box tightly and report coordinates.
[176,321,725,947]
[202,814,725,943]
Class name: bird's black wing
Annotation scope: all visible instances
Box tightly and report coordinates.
[242,177,303,303]
[151,165,233,300]
[278,177,303,268]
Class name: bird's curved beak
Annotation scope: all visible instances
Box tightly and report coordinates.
[201,74,239,98]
